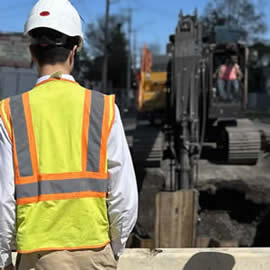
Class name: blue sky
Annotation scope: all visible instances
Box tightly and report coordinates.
[0,0,270,54]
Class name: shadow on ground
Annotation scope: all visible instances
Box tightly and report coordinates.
[183,252,235,270]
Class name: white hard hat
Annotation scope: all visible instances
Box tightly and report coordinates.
[24,0,83,49]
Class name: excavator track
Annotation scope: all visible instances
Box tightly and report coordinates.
[261,129,270,152]
[224,119,261,164]
[133,121,163,167]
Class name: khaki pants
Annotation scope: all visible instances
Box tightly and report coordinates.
[16,244,118,270]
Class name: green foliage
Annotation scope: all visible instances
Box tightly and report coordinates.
[107,23,128,88]
[202,0,267,41]
[72,47,91,84]
[85,15,128,88]
[148,43,161,55]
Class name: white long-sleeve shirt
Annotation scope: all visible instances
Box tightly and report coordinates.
[0,75,138,268]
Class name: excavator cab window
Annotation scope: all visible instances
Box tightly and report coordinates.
[208,44,248,119]
[212,48,244,105]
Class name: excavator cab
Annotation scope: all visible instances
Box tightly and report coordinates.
[208,43,249,119]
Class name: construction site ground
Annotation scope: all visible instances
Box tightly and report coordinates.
[122,109,270,249]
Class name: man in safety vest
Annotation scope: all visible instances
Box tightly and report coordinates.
[0,0,138,269]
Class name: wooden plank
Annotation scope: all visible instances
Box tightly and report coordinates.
[126,234,154,249]
[220,240,239,247]
[196,236,211,248]
[155,190,198,248]
[138,239,153,249]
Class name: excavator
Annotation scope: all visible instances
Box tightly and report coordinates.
[133,11,268,248]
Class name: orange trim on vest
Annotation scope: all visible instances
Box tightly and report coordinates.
[12,139,21,180]
[4,99,21,180]
[35,78,78,88]
[4,99,13,140]
[81,90,91,172]
[99,96,110,173]
[22,93,39,177]
[15,171,109,185]
[0,99,13,141]
[107,96,116,137]
[17,240,111,254]
[15,175,35,185]
[17,191,107,205]
[40,172,109,181]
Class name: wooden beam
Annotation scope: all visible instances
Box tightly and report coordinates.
[155,190,198,248]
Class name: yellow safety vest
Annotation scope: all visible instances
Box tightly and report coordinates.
[0,78,115,253]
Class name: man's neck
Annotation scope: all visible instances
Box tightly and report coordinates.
[39,64,71,77]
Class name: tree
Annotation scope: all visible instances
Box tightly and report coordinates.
[148,43,161,55]
[85,15,128,89]
[85,16,122,57]
[72,48,91,85]
[201,0,267,41]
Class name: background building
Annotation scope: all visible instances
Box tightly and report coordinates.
[0,33,37,100]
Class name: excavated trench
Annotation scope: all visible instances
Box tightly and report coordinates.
[198,188,270,247]
[134,154,270,248]
[124,116,270,248]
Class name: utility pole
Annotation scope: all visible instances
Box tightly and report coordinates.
[131,30,137,104]
[126,8,132,108]
[133,30,137,71]
[102,0,110,92]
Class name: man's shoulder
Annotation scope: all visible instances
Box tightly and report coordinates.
[87,89,115,99]
[0,92,22,103]
[87,89,104,96]
[4,91,28,102]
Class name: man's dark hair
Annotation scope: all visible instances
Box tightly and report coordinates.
[29,27,80,66]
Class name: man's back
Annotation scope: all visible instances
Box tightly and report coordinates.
[1,77,114,253]
[25,78,98,174]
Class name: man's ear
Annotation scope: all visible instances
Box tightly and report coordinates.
[72,45,78,55]
[69,45,78,65]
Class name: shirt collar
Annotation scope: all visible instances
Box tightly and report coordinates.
[36,74,75,85]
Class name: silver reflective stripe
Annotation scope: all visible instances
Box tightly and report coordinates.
[16,178,108,199]
[87,91,104,172]
[10,95,33,177]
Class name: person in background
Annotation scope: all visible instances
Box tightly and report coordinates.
[224,55,243,101]
[215,57,229,101]
[215,55,242,101]
[0,0,138,269]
